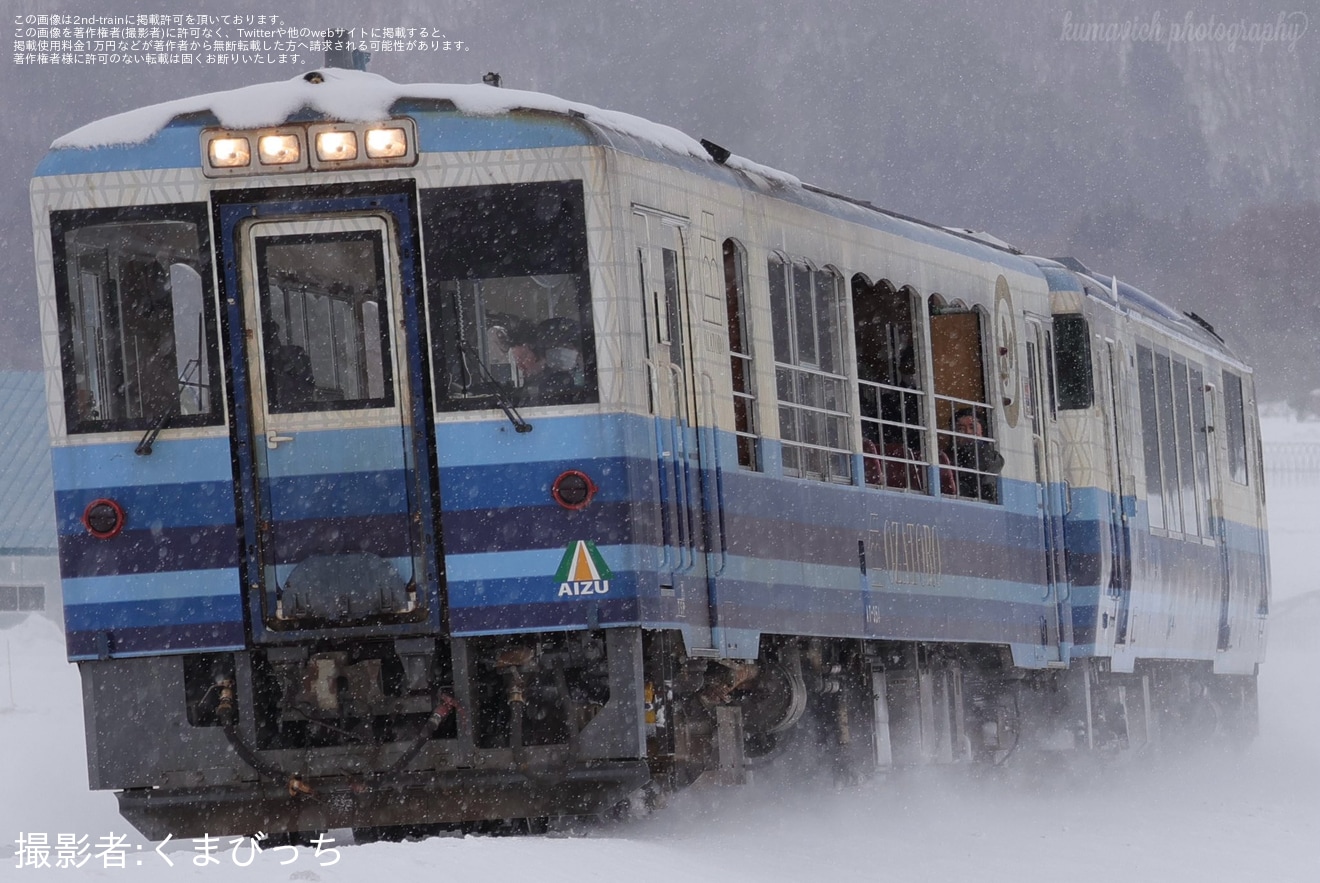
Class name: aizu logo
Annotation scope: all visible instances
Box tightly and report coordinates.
[555,540,613,597]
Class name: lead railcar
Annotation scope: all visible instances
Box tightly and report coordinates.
[30,68,1268,839]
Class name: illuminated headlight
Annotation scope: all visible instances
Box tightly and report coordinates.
[365,127,408,158]
[208,136,251,168]
[315,130,358,162]
[258,134,301,165]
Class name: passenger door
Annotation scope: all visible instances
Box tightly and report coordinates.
[1105,341,1134,644]
[1026,318,1068,658]
[217,190,439,638]
[633,208,716,653]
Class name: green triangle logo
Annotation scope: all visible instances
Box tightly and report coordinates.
[554,540,613,583]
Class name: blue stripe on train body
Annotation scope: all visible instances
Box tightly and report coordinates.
[54,411,1069,663]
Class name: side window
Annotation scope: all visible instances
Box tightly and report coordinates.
[1053,314,1094,409]
[768,255,850,483]
[853,277,927,492]
[930,299,1001,503]
[420,181,596,410]
[51,205,221,434]
[1223,371,1248,485]
[724,240,759,470]
[1137,343,1214,539]
[1171,358,1200,536]
[1137,345,1165,530]
[1153,351,1184,533]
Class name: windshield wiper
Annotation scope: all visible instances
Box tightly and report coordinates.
[457,339,532,433]
[135,411,170,455]
[135,359,203,456]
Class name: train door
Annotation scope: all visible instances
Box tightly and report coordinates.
[1026,318,1068,657]
[633,207,716,653]
[217,190,438,637]
[1105,341,1134,644]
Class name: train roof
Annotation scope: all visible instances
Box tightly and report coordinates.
[52,67,799,183]
[43,69,1225,351]
[1034,257,1241,364]
[42,69,1040,276]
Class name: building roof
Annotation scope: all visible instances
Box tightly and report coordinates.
[0,372,57,554]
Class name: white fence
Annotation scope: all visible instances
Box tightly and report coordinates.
[1264,441,1320,483]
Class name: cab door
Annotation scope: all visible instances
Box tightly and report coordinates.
[217,190,439,638]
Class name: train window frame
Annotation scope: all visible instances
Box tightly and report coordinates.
[767,254,851,484]
[724,239,760,471]
[1136,342,1220,541]
[1223,371,1249,485]
[853,275,929,493]
[929,296,1001,504]
[253,229,396,414]
[419,180,597,412]
[1136,345,1166,531]
[1053,314,1094,410]
[49,203,223,435]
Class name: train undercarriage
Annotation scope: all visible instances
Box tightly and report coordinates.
[95,628,1256,841]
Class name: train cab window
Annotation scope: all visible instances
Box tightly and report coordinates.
[724,239,759,470]
[930,299,1000,503]
[50,205,220,434]
[768,255,851,483]
[420,181,596,410]
[1224,371,1249,485]
[1053,314,1094,409]
[853,277,927,492]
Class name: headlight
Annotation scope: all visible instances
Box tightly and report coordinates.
[258,134,301,165]
[207,136,251,168]
[315,130,358,162]
[365,127,408,158]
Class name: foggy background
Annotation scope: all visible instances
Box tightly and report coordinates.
[4,0,1318,403]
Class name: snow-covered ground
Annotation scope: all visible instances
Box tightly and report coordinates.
[3,416,1317,881]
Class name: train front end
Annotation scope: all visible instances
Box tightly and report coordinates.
[31,70,653,839]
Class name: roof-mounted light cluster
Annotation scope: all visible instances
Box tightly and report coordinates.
[201,118,418,177]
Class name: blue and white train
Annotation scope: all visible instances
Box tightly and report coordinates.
[29,67,1268,839]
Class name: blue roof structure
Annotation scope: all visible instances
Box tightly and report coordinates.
[0,371,57,555]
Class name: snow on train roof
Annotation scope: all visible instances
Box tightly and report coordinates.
[51,67,800,186]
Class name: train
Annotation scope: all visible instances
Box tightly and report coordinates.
[29,66,1268,840]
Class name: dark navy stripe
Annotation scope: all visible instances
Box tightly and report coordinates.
[65,595,245,658]
[59,525,241,577]
[67,619,246,659]
[450,597,641,633]
[268,514,415,563]
[441,500,650,554]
